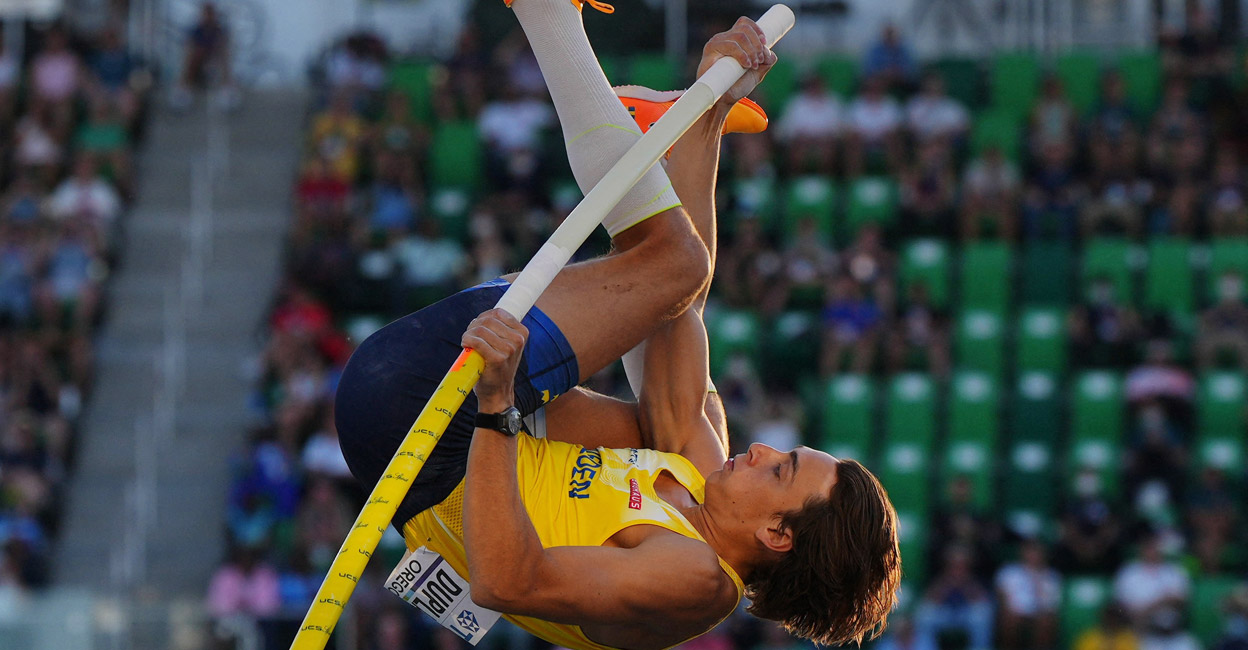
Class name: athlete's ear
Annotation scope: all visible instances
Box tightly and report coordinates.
[755,516,793,553]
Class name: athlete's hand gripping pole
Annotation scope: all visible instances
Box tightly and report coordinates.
[290,6,794,649]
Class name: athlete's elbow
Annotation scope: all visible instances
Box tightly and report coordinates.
[470,572,529,613]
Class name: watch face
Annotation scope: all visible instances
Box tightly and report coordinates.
[504,409,523,435]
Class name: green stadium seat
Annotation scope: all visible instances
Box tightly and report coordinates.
[706,308,762,378]
[894,509,929,584]
[1208,238,1248,304]
[1018,307,1067,374]
[1082,238,1136,304]
[990,53,1042,120]
[945,372,1000,506]
[1144,238,1195,314]
[758,58,800,113]
[1056,51,1102,116]
[388,60,436,123]
[1117,51,1162,114]
[820,374,877,461]
[960,242,1012,311]
[597,53,623,84]
[844,177,899,235]
[1002,438,1058,537]
[1198,372,1246,436]
[1021,241,1074,306]
[1071,371,1124,441]
[816,54,858,97]
[1062,577,1112,644]
[1196,372,1246,470]
[1070,371,1125,496]
[900,239,951,309]
[1012,371,1062,444]
[885,373,937,450]
[1193,577,1239,646]
[429,121,484,190]
[428,187,473,239]
[761,310,820,387]
[784,176,838,242]
[928,58,982,109]
[956,309,1006,379]
[628,54,680,91]
[971,110,1024,161]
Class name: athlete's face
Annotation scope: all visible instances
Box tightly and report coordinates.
[708,443,840,551]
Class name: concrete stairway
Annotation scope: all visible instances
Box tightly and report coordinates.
[55,89,304,599]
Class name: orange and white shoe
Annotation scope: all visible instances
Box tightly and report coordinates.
[614,85,769,135]
[504,0,614,13]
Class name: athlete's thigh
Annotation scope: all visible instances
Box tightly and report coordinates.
[517,209,707,381]
[543,387,643,450]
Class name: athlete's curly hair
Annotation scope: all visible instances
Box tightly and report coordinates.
[745,459,901,646]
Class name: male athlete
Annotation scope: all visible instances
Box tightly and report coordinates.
[336,1,901,648]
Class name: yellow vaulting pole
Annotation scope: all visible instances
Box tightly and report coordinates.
[291,6,795,648]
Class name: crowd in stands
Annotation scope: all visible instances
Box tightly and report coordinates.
[219,4,1248,650]
[0,22,146,598]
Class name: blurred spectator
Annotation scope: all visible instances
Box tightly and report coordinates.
[478,81,553,194]
[930,476,1001,582]
[1214,587,1248,650]
[906,72,969,145]
[371,90,424,184]
[301,407,352,483]
[0,223,38,328]
[174,2,236,109]
[1125,341,1194,419]
[766,216,836,312]
[1208,150,1248,236]
[995,540,1061,650]
[961,145,1020,241]
[87,26,140,124]
[364,155,419,237]
[309,92,367,183]
[899,139,957,237]
[1172,4,1234,89]
[1022,140,1082,240]
[1196,271,1248,371]
[1113,535,1190,627]
[1030,76,1078,159]
[1081,174,1146,239]
[1090,72,1141,179]
[915,545,994,650]
[392,218,468,310]
[36,218,106,334]
[207,544,281,619]
[1147,80,1204,179]
[875,617,936,650]
[324,32,389,100]
[30,27,81,132]
[716,217,780,309]
[1149,178,1199,237]
[1069,276,1143,367]
[886,282,950,378]
[0,31,20,125]
[841,224,895,291]
[1056,467,1126,573]
[845,75,903,176]
[820,274,882,376]
[297,475,353,571]
[1074,606,1141,650]
[75,99,133,196]
[435,24,489,121]
[862,24,917,91]
[15,105,66,187]
[46,155,123,231]
[1123,402,1188,502]
[1186,467,1241,573]
[775,74,841,175]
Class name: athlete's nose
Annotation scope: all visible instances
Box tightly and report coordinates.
[747,442,778,465]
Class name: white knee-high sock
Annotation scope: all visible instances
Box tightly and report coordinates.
[511,0,681,236]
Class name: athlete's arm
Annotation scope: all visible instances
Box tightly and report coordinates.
[635,21,775,475]
[461,310,733,629]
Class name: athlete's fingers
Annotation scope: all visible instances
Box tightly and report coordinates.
[482,308,529,343]
[730,17,766,64]
[702,31,754,71]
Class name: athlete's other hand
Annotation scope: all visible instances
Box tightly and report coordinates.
[698,17,777,107]
[463,309,528,412]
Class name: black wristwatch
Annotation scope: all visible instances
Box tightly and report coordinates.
[475,406,524,436]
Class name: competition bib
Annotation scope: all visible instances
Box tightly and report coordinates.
[386,547,502,645]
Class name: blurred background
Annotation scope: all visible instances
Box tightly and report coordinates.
[0,0,1246,648]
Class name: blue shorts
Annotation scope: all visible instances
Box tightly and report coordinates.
[335,279,579,525]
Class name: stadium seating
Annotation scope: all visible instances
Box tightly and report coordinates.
[1018,306,1067,374]
[1055,51,1101,115]
[899,239,951,308]
[819,374,876,460]
[959,242,1012,311]
[944,372,1000,506]
[990,52,1042,119]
